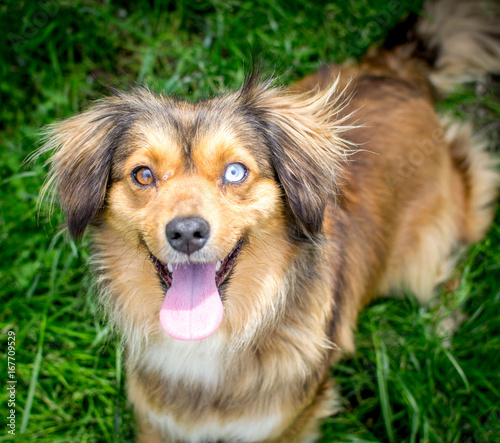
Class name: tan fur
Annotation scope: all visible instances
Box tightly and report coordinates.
[36,1,500,441]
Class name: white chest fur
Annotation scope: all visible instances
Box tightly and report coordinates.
[137,332,227,388]
[131,332,284,442]
[147,409,283,443]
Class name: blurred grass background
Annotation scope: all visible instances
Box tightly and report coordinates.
[1,0,499,442]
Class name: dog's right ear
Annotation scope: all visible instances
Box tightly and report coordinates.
[38,98,133,238]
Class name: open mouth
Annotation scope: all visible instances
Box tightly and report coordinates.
[149,239,243,341]
[150,239,243,290]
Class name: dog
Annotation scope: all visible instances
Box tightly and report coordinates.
[38,0,500,441]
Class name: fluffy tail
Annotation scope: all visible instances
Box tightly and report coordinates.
[416,0,500,93]
[378,0,500,96]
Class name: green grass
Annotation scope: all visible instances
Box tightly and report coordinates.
[1,0,499,441]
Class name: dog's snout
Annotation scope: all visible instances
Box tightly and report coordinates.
[166,217,210,255]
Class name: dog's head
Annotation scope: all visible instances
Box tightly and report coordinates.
[39,74,349,340]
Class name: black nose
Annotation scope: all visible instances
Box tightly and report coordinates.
[166,217,210,255]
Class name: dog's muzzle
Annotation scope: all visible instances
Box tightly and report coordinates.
[150,215,243,341]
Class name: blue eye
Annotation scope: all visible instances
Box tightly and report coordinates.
[224,163,248,184]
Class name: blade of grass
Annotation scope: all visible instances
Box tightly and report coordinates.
[371,325,395,443]
[443,348,470,393]
[114,338,123,443]
[20,313,46,434]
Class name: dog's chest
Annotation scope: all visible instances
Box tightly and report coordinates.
[138,333,227,388]
[131,334,285,442]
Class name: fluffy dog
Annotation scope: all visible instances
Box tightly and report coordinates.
[39,0,500,441]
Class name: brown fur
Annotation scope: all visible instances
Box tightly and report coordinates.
[37,1,500,441]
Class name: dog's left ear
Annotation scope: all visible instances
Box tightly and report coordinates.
[37,97,133,238]
[238,76,351,240]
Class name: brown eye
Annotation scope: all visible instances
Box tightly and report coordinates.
[133,167,155,186]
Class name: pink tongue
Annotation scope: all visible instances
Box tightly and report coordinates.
[159,262,223,341]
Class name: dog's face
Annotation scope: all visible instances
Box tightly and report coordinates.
[40,77,347,341]
[105,103,285,340]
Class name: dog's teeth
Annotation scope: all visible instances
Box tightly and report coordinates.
[216,261,222,272]
[167,263,173,273]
